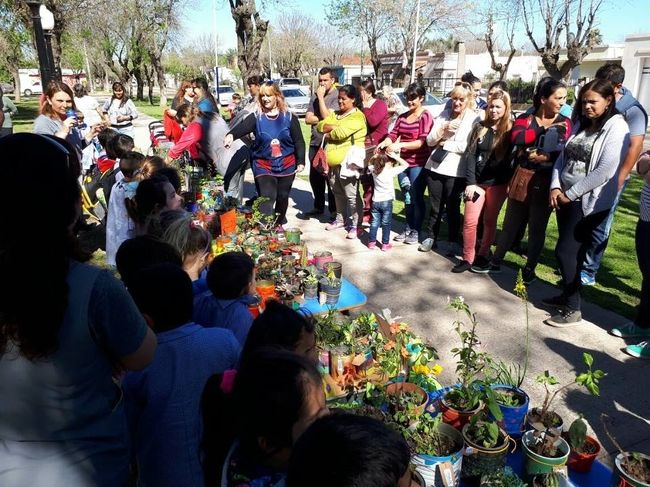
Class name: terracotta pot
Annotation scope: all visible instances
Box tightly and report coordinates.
[567,434,601,473]
[385,382,429,419]
[441,390,483,431]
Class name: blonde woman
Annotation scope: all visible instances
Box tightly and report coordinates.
[457,90,514,273]
[225,82,305,227]
[419,83,480,253]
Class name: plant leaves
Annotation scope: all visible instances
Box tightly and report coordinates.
[583,352,594,368]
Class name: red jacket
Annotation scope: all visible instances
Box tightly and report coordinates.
[169,121,202,160]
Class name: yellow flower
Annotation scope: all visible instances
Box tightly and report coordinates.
[431,364,443,375]
[412,364,430,375]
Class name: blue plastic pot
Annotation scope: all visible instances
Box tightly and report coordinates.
[491,384,529,439]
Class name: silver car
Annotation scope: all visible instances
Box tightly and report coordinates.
[281,87,310,117]
[393,88,445,118]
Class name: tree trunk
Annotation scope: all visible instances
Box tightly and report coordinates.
[368,38,381,80]
[132,68,144,100]
[13,70,21,103]
[230,0,269,81]
[154,61,167,107]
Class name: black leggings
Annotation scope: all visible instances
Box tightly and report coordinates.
[421,169,465,243]
[555,202,608,311]
[256,174,295,225]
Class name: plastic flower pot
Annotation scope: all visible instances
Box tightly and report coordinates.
[612,452,650,487]
[491,384,529,439]
[303,283,318,299]
[385,382,429,419]
[412,422,464,487]
[326,261,343,279]
[314,251,333,270]
[461,424,512,486]
[526,407,565,433]
[440,390,483,431]
[522,430,570,480]
[319,277,341,305]
[566,434,601,473]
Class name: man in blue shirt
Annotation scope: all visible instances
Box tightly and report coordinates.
[581,63,648,286]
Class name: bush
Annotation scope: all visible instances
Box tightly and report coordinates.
[508,79,536,105]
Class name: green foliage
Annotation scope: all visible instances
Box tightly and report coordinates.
[568,415,588,452]
[401,414,459,457]
[508,79,536,105]
[479,467,526,487]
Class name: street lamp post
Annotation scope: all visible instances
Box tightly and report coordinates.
[25,1,58,86]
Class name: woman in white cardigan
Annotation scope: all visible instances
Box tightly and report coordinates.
[544,79,630,326]
[418,83,480,253]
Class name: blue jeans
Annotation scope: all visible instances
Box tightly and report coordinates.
[369,200,393,244]
[583,180,629,278]
[396,166,425,232]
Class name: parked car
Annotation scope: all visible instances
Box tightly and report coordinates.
[281,87,310,117]
[213,85,236,106]
[0,82,14,94]
[393,88,445,119]
[278,78,301,87]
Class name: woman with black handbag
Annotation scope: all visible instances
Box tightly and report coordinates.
[483,78,571,284]
[418,82,480,254]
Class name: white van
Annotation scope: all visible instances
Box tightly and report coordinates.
[18,69,43,96]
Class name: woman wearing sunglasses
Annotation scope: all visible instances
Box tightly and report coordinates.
[225,82,305,228]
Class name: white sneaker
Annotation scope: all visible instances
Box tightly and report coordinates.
[418,238,435,252]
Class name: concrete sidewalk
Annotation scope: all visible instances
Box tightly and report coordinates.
[283,172,650,465]
[132,121,649,465]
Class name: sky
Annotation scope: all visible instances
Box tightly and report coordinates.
[184,0,649,55]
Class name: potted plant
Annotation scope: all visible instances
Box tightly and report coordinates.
[526,352,606,432]
[479,467,526,487]
[319,266,342,305]
[303,273,318,299]
[479,273,532,439]
[488,378,530,440]
[521,428,571,480]
[565,415,601,473]
[461,405,510,486]
[404,414,464,487]
[440,298,489,430]
[602,414,650,486]
[531,473,570,487]
[384,382,429,426]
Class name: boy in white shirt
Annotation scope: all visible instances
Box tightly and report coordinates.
[367,150,408,251]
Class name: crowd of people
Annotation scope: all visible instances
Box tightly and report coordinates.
[0,59,648,486]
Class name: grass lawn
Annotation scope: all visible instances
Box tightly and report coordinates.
[390,175,644,320]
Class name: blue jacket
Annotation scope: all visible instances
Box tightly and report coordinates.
[123,323,239,487]
[193,292,255,345]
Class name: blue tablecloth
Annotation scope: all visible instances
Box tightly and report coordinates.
[299,277,367,315]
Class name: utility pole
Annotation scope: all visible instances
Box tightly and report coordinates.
[268,29,272,79]
[410,0,421,84]
[212,0,220,101]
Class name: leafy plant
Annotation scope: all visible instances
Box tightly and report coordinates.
[304,273,318,286]
[385,388,425,426]
[321,266,341,287]
[526,428,565,458]
[601,414,650,483]
[479,467,526,487]
[402,414,460,457]
[532,473,564,487]
[568,415,588,453]
[445,297,495,412]
[533,352,606,427]
[251,196,276,231]
[488,271,531,389]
